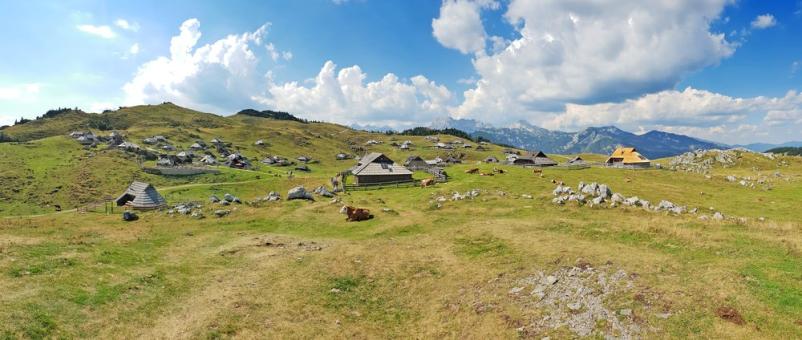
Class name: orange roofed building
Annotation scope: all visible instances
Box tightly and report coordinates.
[605,147,651,168]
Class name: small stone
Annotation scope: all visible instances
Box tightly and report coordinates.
[619,308,632,316]
[509,287,524,294]
[544,275,558,285]
[567,302,582,311]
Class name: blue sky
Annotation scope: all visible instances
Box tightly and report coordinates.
[1,0,801,144]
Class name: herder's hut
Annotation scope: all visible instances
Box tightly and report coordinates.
[484,156,499,163]
[404,155,429,170]
[567,156,585,165]
[605,147,650,168]
[115,181,166,210]
[512,151,557,167]
[200,154,217,165]
[350,153,413,186]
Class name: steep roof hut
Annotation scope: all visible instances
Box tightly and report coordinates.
[512,151,557,167]
[200,154,217,165]
[115,181,166,210]
[484,156,499,163]
[568,156,585,165]
[350,153,413,185]
[605,147,650,168]
[404,155,429,170]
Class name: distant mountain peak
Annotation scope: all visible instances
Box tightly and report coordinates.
[430,117,726,158]
[429,117,491,133]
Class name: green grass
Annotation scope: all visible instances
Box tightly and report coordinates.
[1,103,802,338]
[454,234,511,258]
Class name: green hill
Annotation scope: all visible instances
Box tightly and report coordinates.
[1,103,802,338]
[0,103,518,215]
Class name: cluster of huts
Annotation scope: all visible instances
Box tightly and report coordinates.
[111,143,653,212]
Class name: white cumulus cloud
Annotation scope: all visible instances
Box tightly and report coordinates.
[129,43,140,55]
[123,19,277,114]
[77,24,116,39]
[445,0,735,123]
[541,87,802,144]
[432,0,499,54]
[256,61,452,128]
[266,43,292,62]
[751,14,777,29]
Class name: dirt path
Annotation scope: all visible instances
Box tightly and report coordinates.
[129,235,325,339]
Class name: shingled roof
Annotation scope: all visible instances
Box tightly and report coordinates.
[351,153,412,176]
[606,147,650,165]
[115,181,166,210]
[514,151,557,166]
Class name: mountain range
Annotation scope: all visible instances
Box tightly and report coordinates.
[430,118,727,159]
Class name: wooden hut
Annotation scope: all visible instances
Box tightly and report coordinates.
[404,155,429,170]
[605,147,650,168]
[512,151,557,167]
[350,153,413,185]
[567,156,585,165]
[115,181,166,210]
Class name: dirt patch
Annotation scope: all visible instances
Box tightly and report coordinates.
[715,306,744,325]
[256,237,325,252]
[133,235,331,339]
[509,264,643,338]
[217,236,327,258]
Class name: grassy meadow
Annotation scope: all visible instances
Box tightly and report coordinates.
[1,104,801,338]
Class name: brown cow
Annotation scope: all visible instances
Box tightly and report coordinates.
[533,168,543,174]
[465,168,480,174]
[420,178,435,187]
[344,206,373,222]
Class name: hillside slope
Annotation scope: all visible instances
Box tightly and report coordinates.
[0,103,518,215]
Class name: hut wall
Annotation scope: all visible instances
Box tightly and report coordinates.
[355,174,413,185]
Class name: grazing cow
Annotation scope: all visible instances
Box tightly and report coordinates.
[493,167,506,174]
[465,168,480,174]
[420,178,435,187]
[343,206,373,222]
[533,168,543,174]
[54,204,62,212]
